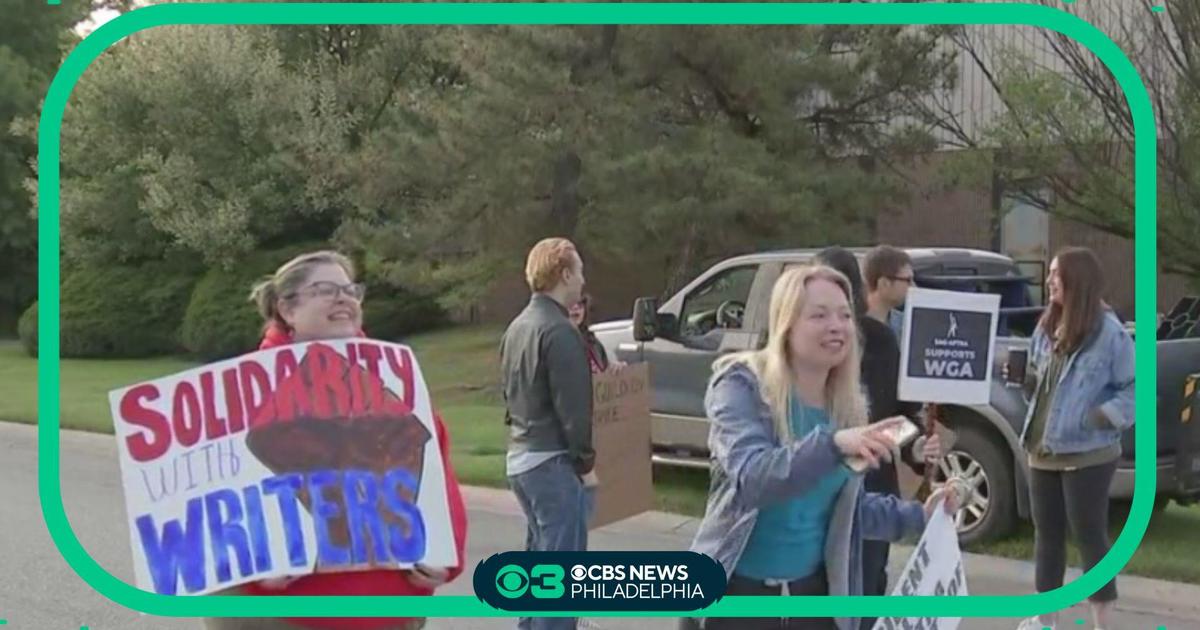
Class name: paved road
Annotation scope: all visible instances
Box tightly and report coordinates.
[1,423,1195,630]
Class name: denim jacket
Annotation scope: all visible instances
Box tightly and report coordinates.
[687,362,927,630]
[1019,309,1136,455]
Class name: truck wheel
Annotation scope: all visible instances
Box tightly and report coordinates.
[932,423,1018,546]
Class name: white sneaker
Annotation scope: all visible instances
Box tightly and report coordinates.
[1017,617,1055,630]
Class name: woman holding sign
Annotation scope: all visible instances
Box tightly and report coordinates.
[1014,247,1135,630]
[203,250,468,630]
[682,265,958,630]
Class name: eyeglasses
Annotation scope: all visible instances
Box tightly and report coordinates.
[287,281,366,302]
[888,275,915,286]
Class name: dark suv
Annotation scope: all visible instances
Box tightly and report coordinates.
[592,247,1200,544]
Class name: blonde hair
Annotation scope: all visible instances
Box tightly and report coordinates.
[525,238,579,293]
[712,265,868,440]
[248,250,356,332]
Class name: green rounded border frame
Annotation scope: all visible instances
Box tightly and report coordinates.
[37,1,1157,620]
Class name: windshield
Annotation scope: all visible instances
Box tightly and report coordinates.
[910,271,1041,337]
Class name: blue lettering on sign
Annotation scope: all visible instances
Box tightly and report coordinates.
[383,469,427,562]
[309,470,351,566]
[343,469,388,564]
[263,473,309,569]
[134,468,426,594]
[205,489,253,583]
[243,485,273,574]
[136,498,207,595]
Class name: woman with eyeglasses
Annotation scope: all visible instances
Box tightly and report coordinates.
[203,250,468,630]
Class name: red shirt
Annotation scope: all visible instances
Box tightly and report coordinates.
[239,324,469,629]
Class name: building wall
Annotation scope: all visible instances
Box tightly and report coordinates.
[874,152,995,251]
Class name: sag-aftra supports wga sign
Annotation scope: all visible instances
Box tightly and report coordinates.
[473,551,726,612]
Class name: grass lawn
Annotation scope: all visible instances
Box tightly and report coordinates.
[3,326,1199,584]
[967,503,1200,585]
[0,341,196,432]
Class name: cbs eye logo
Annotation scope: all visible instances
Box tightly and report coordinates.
[495,564,566,599]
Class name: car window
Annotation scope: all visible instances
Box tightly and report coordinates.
[914,267,1040,337]
[679,265,758,338]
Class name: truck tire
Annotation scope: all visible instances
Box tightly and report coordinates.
[934,422,1018,546]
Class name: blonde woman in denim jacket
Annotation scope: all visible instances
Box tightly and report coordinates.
[1015,247,1136,630]
[681,265,958,630]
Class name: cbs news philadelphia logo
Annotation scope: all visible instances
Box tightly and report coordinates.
[474,551,726,611]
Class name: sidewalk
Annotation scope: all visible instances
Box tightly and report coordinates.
[447,485,1200,629]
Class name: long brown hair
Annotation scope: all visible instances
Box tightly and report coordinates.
[1038,247,1105,353]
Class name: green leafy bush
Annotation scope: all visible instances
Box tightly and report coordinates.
[17,301,37,357]
[57,261,198,358]
[180,243,324,361]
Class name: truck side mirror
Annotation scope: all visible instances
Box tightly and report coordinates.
[632,297,660,342]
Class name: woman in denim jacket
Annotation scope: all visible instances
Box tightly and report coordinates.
[682,265,957,630]
[1015,247,1135,630]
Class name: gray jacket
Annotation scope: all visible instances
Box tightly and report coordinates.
[688,362,927,630]
[500,294,595,474]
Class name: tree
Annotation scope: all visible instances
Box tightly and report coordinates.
[1,0,121,334]
[342,22,961,305]
[932,1,1200,281]
[28,13,963,314]
[32,20,446,270]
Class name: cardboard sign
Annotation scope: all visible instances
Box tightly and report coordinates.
[108,339,457,596]
[871,505,968,630]
[898,288,1000,405]
[588,362,655,530]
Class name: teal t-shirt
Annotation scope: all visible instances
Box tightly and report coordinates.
[734,397,851,581]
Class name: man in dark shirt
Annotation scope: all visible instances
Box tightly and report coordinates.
[500,237,595,630]
[817,247,934,629]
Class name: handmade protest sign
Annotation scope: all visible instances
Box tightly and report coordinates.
[898,288,1000,406]
[108,339,457,596]
[871,504,968,630]
[588,362,655,530]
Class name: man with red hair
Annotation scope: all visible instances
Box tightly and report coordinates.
[499,237,596,630]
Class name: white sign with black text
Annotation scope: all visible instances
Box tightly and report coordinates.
[897,288,1000,406]
[870,504,967,630]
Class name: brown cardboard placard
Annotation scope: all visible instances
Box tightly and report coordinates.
[588,362,655,529]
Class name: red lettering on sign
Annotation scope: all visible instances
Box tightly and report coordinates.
[384,346,416,414]
[307,344,351,419]
[172,381,203,448]
[273,349,309,423]
[121,384,170,462]
[239,359,274,429]
[199,371,228,441]
[222,367,245,434]
[346,343,366,417]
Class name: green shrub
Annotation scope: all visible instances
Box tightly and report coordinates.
[362,284,447,342]
[58,261,198,358]
[180,242,324,361]
[18,301,37,357]
[180,243,448,358]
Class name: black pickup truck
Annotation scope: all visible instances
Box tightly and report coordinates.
[593,247,1200,544]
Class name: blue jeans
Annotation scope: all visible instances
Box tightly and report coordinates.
[508,455,596,630]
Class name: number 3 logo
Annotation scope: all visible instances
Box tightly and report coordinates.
[531,564,565,599]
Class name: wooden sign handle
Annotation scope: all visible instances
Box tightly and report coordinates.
[915,402,940,501]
